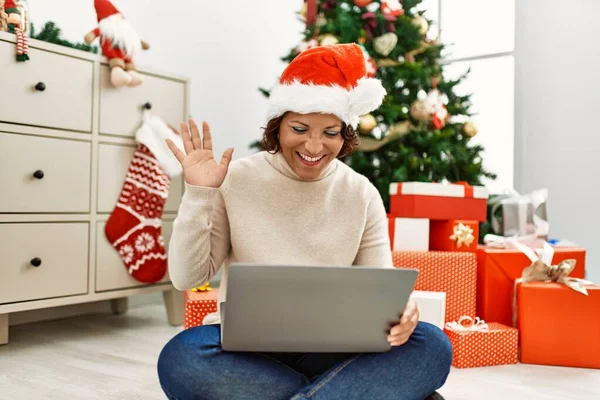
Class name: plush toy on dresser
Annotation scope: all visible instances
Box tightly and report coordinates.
[85,0,150,87]
[4,0,29,61]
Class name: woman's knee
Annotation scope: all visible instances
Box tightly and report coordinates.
[413,322,453,381]
[157,325,221,395]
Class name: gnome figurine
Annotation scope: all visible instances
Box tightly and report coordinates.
[85,0,150,87]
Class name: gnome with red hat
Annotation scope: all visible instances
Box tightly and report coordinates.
[85,0,150,87]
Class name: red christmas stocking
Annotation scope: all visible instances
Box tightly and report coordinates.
[105,144,170,283]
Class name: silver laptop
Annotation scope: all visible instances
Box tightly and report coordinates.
[220,263,418,353]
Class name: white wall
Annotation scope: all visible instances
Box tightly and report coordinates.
[515,0,600,282]
[28,0,304,159]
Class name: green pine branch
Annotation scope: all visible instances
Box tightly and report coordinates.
[30,21,99,54]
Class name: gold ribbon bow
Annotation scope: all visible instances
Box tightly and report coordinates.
[520,258,588,295]
[449,222,475,248]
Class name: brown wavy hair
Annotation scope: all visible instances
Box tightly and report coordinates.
[260,113,359,158]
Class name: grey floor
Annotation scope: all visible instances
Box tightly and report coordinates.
[1,304,599,400]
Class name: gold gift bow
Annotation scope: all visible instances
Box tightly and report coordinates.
[510,239,594,327]
[450,222,475,248]
[445,316,489,333]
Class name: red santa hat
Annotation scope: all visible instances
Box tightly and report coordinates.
[265,43,386,129]
[94,0,121,22]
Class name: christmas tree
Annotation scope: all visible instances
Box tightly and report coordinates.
[251,0,496,211]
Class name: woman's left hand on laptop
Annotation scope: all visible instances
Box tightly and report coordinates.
[387,299,419,346]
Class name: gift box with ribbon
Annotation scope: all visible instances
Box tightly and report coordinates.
[387,215,429,251]
[476,239,586,327]
[488,189,549,238]
[393,251,476,322]
[184,287,219,329]
[515,257,600,369]
[389,182,488,221]
[444,316,518,369]
[430,220,479,252]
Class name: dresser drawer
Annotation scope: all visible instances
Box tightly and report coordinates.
[95,220,172,291]
[0,223,89,304]
[99,67,186,137]
[97,143,183,213]
[0,132,91,213]
[0,41,93,132]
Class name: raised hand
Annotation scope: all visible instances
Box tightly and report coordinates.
[166,119,234,188]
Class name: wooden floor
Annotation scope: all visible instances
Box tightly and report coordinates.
[1,304,598,400]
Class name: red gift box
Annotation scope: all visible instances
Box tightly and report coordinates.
[393,251,476,322]
[184,288,219,329]
[444,321,518,368]
[430,220,479,252]
[477,246,586,327]
[517,282,600,369]
[389,182,488,221]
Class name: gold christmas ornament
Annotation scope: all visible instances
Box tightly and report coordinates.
[358,114,377,135]
[316,13,328,28]
[449,223,475,248]
[357,121,412,152]
[376,58,401,67]
[412,15,429,35]
[373,32,398,56]
[463,121,478,137]
[410,100,430,121]
[319,34,339,46]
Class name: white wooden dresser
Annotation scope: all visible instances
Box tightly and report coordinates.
[0,31,188,345]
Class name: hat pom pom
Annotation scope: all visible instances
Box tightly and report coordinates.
[349,77,387,119]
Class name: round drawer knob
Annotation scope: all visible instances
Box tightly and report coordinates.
[35,82,46,92]
[143,102,152,110]
[30,257,42,267]
[33,170,45,179]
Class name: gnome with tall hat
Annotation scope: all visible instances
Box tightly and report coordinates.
[85,0,150,87]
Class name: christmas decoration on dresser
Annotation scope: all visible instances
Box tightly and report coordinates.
[30,21,99,53]
[104,114,185,283]
[0,0,8,32]
[85,0,150,88]
[4,0,30,61]
[252,0,496,213]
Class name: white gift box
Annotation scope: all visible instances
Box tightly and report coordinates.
[410,290,446,329]
[388,217,429,251]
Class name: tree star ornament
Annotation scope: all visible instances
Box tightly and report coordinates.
[449,223,475,248]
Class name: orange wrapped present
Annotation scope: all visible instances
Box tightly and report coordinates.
[477,244,586,326]
[184,288,219,329]
[393,251,476,322]
[389,182,488,221]
[430,220,478,252]
[515,256,600,368]
[444,316,518,368]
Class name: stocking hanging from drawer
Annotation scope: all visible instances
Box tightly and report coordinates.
[105,112,183,283]
[105,144,171,283]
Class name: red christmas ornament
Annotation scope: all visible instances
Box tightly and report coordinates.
[382,0,405,17]
[354,0,373,7]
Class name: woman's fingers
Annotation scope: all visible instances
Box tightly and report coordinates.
[165,138,185,163]
[220,147,234,168]
[202,121,213,151]
[181,122,194,154]
[189,118,203,150]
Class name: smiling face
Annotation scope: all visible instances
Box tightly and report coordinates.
[278,112,345,181]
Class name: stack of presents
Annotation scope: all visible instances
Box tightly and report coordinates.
[184,181,599,370]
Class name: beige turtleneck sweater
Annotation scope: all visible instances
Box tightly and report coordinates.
[167,150,392,324]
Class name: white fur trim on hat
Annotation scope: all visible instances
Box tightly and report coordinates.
[266,77,386,128]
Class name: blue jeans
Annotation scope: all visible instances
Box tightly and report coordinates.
[157,322,452,400]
